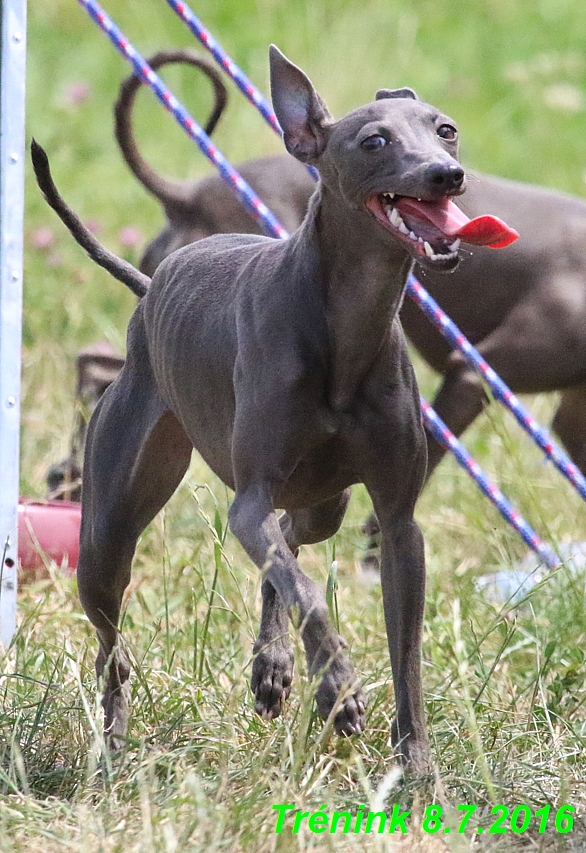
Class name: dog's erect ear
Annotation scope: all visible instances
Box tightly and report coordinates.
[375,87,419,101]
[269,45,332,164]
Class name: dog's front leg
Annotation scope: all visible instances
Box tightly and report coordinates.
[359,341,430,770]
[365,469,430,770]
[376,510,429,770]
[229,485,365,734]
[365,471,430,768]
[250,577,294,719]
[251,491,353,719]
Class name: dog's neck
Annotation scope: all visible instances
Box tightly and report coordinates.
[305,183,414,411]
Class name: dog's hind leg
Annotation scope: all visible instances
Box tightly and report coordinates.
[424,362,487,477]
[252,490,351,719]
[552,384,586,475]
[251,579,294,719]
[77,320,192,747]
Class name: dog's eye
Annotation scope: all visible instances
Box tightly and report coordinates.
[437,124,458,141]
[361,134,388,151]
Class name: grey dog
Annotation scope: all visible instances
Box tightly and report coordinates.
[33,46,516,768]
[117,50,586,483]
[114,51,586,567]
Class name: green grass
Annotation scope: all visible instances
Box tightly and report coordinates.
[4,0,586,849]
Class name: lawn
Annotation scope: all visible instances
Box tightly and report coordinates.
[2,0,586,850]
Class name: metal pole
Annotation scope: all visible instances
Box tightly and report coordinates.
[0,0,27,647]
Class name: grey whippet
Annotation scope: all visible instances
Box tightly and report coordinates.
[117,50,586,485]
[52,51,586,567]
[115,49,586,567]
[33,47,515,767]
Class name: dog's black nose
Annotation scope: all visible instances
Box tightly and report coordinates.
[426,162,465,192]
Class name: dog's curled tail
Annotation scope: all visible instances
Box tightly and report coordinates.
[115,49,228,213]
[31,140,150,299]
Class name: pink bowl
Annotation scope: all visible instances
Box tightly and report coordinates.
[18,500,81,572]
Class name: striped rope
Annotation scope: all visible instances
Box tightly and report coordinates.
[422,401,558,568]
[167,0,280,132]
[164,0,319,180]
[166,0,586,509]
[76,0,558,567]
[79,0,288,240]
[408,277,586,501]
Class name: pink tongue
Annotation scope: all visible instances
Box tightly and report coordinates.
[396,197,519,248]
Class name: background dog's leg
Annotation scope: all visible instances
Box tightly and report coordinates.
[424,363,487,477]
[229,486,365,734]
[251,490,352,719]
[552,384,586,475]
[427,280,586,478]
[77,327,192,748]
[360,510,382,573]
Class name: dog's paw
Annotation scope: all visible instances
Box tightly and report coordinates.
[251,636,295,719]
[314,656,366,736]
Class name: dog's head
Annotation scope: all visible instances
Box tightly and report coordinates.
[269,46,517,270]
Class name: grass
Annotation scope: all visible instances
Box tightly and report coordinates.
[3,0,586,849]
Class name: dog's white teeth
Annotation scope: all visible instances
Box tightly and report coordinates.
[389,207,402,227]
[418,236,424,244]
[449,238,461,252]
[427,248,458,262]
[386,204,416,238]
[384,192,396,199]
[424,241,434,258]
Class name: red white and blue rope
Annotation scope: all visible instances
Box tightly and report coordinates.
[75,0,559,568]
[165,0,320,180]
[166,0,586,506]
[407,278,586,501]
[422,401,558,568]
[79,0,288,241]
[167,0,280,134]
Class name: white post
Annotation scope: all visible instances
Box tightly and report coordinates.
[0,0,27,647]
